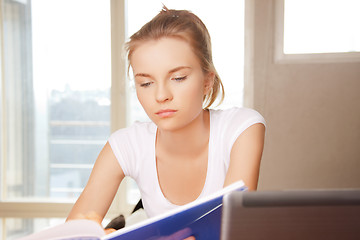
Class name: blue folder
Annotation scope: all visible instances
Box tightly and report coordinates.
[104,181,247,240]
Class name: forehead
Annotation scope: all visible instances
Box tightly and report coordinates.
[130,37,201,74]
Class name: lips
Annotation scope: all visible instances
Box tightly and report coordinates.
[155,109,177,118]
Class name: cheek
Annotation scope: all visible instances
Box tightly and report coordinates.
[188,76,206,99]
[135,88,142,103]
[179,81,205,106]
[136,88,151,109]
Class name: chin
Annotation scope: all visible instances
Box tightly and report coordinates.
[154,119,183,132]
[153,109,203,132]
[156,122,180,132]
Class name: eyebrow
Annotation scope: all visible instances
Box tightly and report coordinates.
[168,66,192,74]
[134,66,192,78]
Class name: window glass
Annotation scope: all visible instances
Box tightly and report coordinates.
[284,0,360,54]
[2,0,111,200]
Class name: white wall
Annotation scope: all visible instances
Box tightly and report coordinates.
[245,0,360,190]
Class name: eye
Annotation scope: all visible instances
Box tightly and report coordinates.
[172,76,187,82]
[140,82,152,87]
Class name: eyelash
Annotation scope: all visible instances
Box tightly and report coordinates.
[140,82,152,87]
[139,76,187,88]
[173,76,187,81]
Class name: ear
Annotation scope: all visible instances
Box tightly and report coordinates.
[204,72,215,95]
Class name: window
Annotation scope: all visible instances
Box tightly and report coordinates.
[275,0,360,62]
[1,0,112,238]
[284,0,360,54]
[2,0,111,200]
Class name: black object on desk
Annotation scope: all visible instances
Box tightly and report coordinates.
[221,189,360,240]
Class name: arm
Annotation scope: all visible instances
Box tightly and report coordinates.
[224,123,265,190]
[67,142,125,222]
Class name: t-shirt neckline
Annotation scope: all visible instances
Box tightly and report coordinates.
[152,109,213,207]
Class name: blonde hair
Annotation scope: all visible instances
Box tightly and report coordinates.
[125,6,224,109]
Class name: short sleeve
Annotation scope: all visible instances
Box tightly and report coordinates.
[226,107,266,147]
[211,107,266,166]
[108,128,135,177]
[108,122,156,179]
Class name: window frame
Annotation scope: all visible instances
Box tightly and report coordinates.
[0,0,132,227]
[274,0,360,64]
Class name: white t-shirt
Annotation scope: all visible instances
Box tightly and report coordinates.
[109,107,265,218]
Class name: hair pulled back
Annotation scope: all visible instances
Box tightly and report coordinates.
[125,6,224,108]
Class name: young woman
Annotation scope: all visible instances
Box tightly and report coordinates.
[67,6,266,235]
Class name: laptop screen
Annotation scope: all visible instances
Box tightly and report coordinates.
[221,189,360,240]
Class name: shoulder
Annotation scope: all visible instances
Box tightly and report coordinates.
[110,121,156,140]
[209,107,265,149]
[210,107,266,127]
[108,121,156,155]
[108,121,156,177]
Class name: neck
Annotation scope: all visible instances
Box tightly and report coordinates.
[156,109,210,158]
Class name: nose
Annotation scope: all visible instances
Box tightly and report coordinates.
[155,83,173,103]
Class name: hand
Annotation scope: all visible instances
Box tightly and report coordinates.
[104,228,117,234]
[71,211,117,234]
[73,211,103,225]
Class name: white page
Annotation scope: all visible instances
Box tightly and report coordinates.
[19,219,105,240]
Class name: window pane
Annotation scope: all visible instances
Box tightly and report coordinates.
[284,0,360,54]
[3,0,111,200]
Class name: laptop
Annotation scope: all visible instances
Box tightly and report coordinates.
[221,189,360,240]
